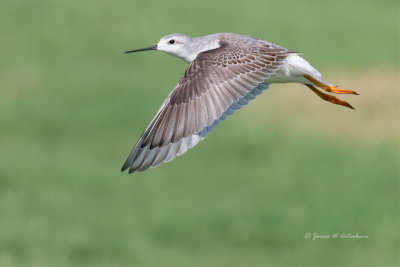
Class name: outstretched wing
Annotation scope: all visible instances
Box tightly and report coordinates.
[122,39,292,173]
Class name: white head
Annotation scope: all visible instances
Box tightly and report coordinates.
[125,33,196,63]
[156,33,193,60]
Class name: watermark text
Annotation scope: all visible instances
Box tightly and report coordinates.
[304,232,369,240]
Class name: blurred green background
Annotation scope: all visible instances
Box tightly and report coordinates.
[0,0,399,266]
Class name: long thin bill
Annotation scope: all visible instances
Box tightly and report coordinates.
[125,45,157,53]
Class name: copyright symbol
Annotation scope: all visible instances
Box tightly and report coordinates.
[304,232,311,239]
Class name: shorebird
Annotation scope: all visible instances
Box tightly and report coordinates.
[122,33,358,173]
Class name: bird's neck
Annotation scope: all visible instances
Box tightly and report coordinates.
[182,36,221,63]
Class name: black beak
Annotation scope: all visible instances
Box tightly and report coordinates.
[124,45,158,53]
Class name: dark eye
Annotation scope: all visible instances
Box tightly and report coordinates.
[168,39,175,44]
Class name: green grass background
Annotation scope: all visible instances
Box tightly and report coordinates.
[0,0,399,266]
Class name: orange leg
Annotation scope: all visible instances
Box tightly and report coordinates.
[304,74,359,95]
[305,84,355,109]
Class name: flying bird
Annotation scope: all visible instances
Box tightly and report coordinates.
[122,33,358,173]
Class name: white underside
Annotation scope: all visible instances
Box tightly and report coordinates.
[268,54,322,84]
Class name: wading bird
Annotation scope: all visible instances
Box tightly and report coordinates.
[122,33,358,173]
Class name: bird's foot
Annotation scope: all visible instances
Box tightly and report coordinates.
[304,74,359,95]
[305,84,355,109]
[324,86,359,95]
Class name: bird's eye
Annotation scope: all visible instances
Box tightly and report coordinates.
[168,39,175,45]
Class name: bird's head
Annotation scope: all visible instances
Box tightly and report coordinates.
[125,33,195,63]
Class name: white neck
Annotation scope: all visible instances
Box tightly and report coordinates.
[179,37,221,63]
